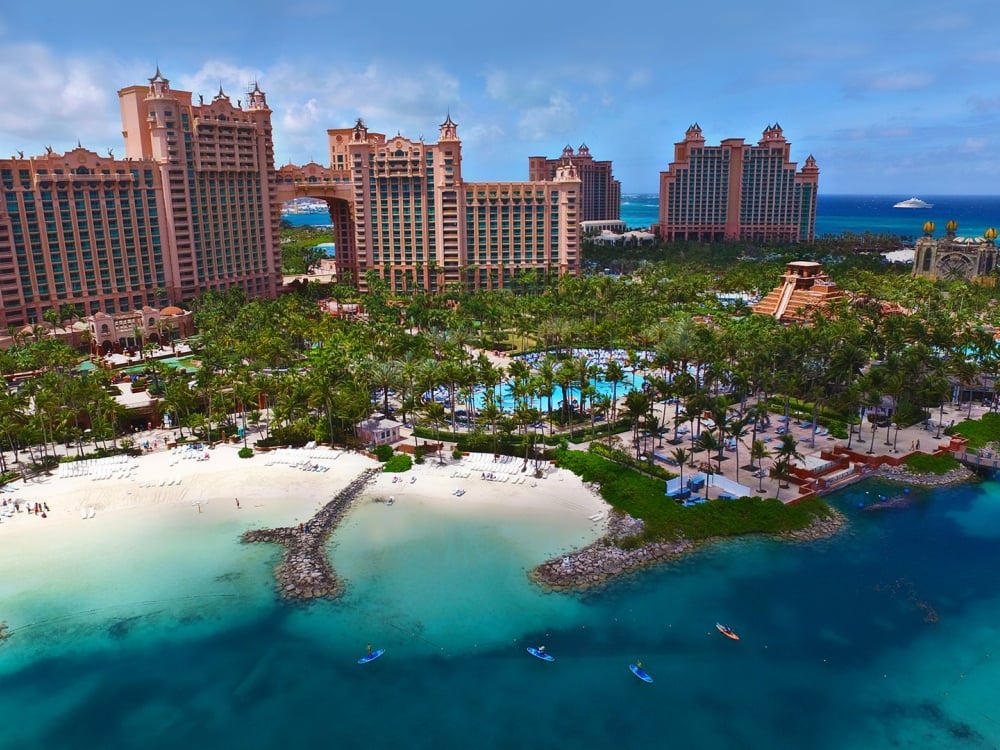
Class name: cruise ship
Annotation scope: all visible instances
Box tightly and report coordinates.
[893,197,933,209]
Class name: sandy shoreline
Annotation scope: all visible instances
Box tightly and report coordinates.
[0,445,611,611]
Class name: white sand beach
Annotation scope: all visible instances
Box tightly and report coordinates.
[0,444,609,580]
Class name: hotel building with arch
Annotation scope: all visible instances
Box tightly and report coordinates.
[276,117,581,295]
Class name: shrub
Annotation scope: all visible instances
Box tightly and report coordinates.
[452,447,463,459]
[384,453,413,472]
[238,447,254,459]
[374,444,394,462]
[904,452,959,475]
[554,448,831,542]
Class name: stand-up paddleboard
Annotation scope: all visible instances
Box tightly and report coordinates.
[357,648,385,664]
[629,663,653,683]
[526,647,554,662]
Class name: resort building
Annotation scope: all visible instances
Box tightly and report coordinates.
[656,124,819,243]
[276,117,581,294]
[0,69,282,331]
[912,221,999,282]
[528,145,620,224]
[752,261,845,323]
[88,305,194,355]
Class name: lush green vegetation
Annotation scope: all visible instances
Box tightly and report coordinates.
[383,453,412,472]
[903,452,960,475]
[4,223,999,505]
[280,226,334,275]
[555,449,832,544]
[948,413,1000,451]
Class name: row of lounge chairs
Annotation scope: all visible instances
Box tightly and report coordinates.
[58,456,135,480]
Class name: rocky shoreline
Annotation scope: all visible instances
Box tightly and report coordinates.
[531,512,696,591]
[532,505,848,592]
[776,507,847,541]
[874,463,976,487]
[241,467,380,601]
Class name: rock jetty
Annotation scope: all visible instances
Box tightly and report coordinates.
[876,463,974,487]
[533,506,848,591]
[241,468,379,601]
[777,507,846,541]
[531,512,696,591]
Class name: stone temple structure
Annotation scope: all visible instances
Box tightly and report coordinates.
[752,261,845,323]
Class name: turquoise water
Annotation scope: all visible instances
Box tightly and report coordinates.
[3,478,1000,749]
[288,194,1000,240]
[622,193,1000,239]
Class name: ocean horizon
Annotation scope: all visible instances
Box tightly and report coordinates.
[286,193,1000,241]
[3,473,1000,749]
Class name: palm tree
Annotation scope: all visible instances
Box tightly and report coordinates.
[623,390,651,460]
[604,359,625,425]
[750,438,769,493]
[771,433,803,493]
[671,447,689,492]
[422,399,447,464]
[771,457,793,502]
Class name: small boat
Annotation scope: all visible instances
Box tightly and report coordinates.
[716,622,740,640]
[893,197,933,209]
[526,646,554,662]
[87,506,96,519]
[629,663,653,683]
[357,648,385,664]
[80,507,88,520]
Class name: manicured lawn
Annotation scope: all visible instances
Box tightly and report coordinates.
[949,412,1000,451]
[903,452,960,475]
[555,449,832,544]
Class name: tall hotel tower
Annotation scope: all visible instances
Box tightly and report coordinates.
[528,145,620,223]
[276,117,581,294]
[0,69,281,329]
[657,124,818,243]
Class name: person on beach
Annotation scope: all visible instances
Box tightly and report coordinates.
[236,498,240,509]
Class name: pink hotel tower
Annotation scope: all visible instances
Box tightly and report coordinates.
[0,69,281,329]
[657,123,819,243]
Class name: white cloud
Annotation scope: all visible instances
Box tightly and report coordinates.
[961,137,987,153]
[176,60,265,104]
[517,93,576,141]
[969,94,1000,113]
[866,72,934,91]
[909,14,972,32]
[0,43,126,156]
[462,122,506,147]
[262,61,462,164]
[626,69,651,89]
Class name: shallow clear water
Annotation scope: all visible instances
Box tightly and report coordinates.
[3,478,1000,749]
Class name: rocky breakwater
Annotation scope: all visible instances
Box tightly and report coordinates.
[530,512,696,591]
[876,463,974,487]
[777,507,846,541]
[241,468,380,601]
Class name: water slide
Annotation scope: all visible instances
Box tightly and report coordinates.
[772,282,797,320]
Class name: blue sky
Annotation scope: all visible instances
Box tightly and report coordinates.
[1,1,997,195]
